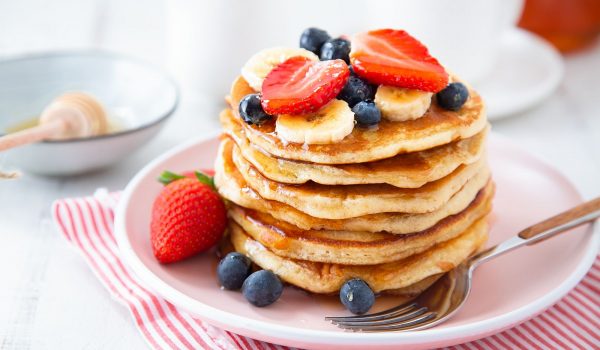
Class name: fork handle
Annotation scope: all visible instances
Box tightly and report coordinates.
[518,197,600,242]
[470,196,600,268]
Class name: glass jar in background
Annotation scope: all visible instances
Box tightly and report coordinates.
[519,0,600,52]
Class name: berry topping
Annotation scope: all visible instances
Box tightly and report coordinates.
[352,101,381,127]
[239,93,272,125]
[436,82,469,111]
[300,27,331,56]
[338,75,376,107]
[320,38,351,63]
[340,278,375,315]
[151,171,226,263]
[242,270,283,307]
[217,252,252,290]
[261,56,349,115]
[348,64,357,77]
[350,29,449,92]
[241,47,319,92]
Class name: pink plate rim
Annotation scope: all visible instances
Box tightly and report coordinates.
[114,132,599,348]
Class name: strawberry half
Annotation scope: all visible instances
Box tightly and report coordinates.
[261,57,349,115]
[350,29,449,93]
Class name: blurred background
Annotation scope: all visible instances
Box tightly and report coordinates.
[0,0,599,177]
[0,0,599,348]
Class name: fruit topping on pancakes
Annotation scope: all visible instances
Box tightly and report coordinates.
[350,29,449,92]
[320,37,351,63]
[374,85,433,122]
[261,56,349,115]
[238,93,272,125]
[234,27,469,145]
[352,101,381,127]
[299,27,331,56]
[436,82,470,111]
[337,74,377,107]
[242,47,319,92]
[275,99,354,144]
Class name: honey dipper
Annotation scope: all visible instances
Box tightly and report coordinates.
[0,92,108,152]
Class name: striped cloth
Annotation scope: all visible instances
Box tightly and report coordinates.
[52,190,599,350]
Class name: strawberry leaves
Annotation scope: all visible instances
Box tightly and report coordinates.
[158,170,216,190]
[194,171,215,189]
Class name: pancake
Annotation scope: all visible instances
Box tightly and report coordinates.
[215,143,493,233]
[228,184,492,265]
[223,138,490,218]
[219,232,442,299]
[226,76,487,164]
[222,111,488,188]
[229,217,489,294]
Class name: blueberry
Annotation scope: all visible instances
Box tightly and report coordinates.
[352,101,381,127]
[217,253,252,290]
[320,38,351,63]
[348,64,357,77]
[300,27,331,56]
[239,94,272,125]
[338,76,376,107]
[242,270,283,307]
[340,278,375,315]
[436,82,469,111]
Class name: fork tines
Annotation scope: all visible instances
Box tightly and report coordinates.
[325,302,437,332]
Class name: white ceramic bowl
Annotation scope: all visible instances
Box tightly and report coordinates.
[0,51,178,175]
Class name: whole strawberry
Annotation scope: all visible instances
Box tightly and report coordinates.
[151,170,226,263]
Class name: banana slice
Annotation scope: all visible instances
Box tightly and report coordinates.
[275,100,354,145]
[241,47,319,91]
[374,85,433,121]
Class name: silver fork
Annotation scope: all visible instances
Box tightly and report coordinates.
[326,197,600,332]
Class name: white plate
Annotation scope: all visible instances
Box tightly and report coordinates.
[115,133,598,350]
[476,29,564,120]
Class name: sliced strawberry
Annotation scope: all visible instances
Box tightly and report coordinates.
[261,57,349,115]
[350,29,449,93]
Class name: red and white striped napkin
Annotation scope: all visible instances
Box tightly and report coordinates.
[53,191,599,350]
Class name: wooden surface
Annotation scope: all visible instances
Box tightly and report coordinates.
[0,1,599,349]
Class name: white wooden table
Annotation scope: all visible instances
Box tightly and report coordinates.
[0,1,599,349]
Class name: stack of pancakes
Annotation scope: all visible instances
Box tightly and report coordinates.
[215,76,493,298]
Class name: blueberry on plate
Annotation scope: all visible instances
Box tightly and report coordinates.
[300,27,331,56]
[320,38,351,63]
[217,252,252,290]
[338,75,376,107]
[340,278,375,315]
[242,270,283,307]
[352,101,381,127]
[239,93,272,125]
[436,82,469,111]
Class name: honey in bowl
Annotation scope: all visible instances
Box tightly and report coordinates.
[4,114,125,138]
[4,118,40,134]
